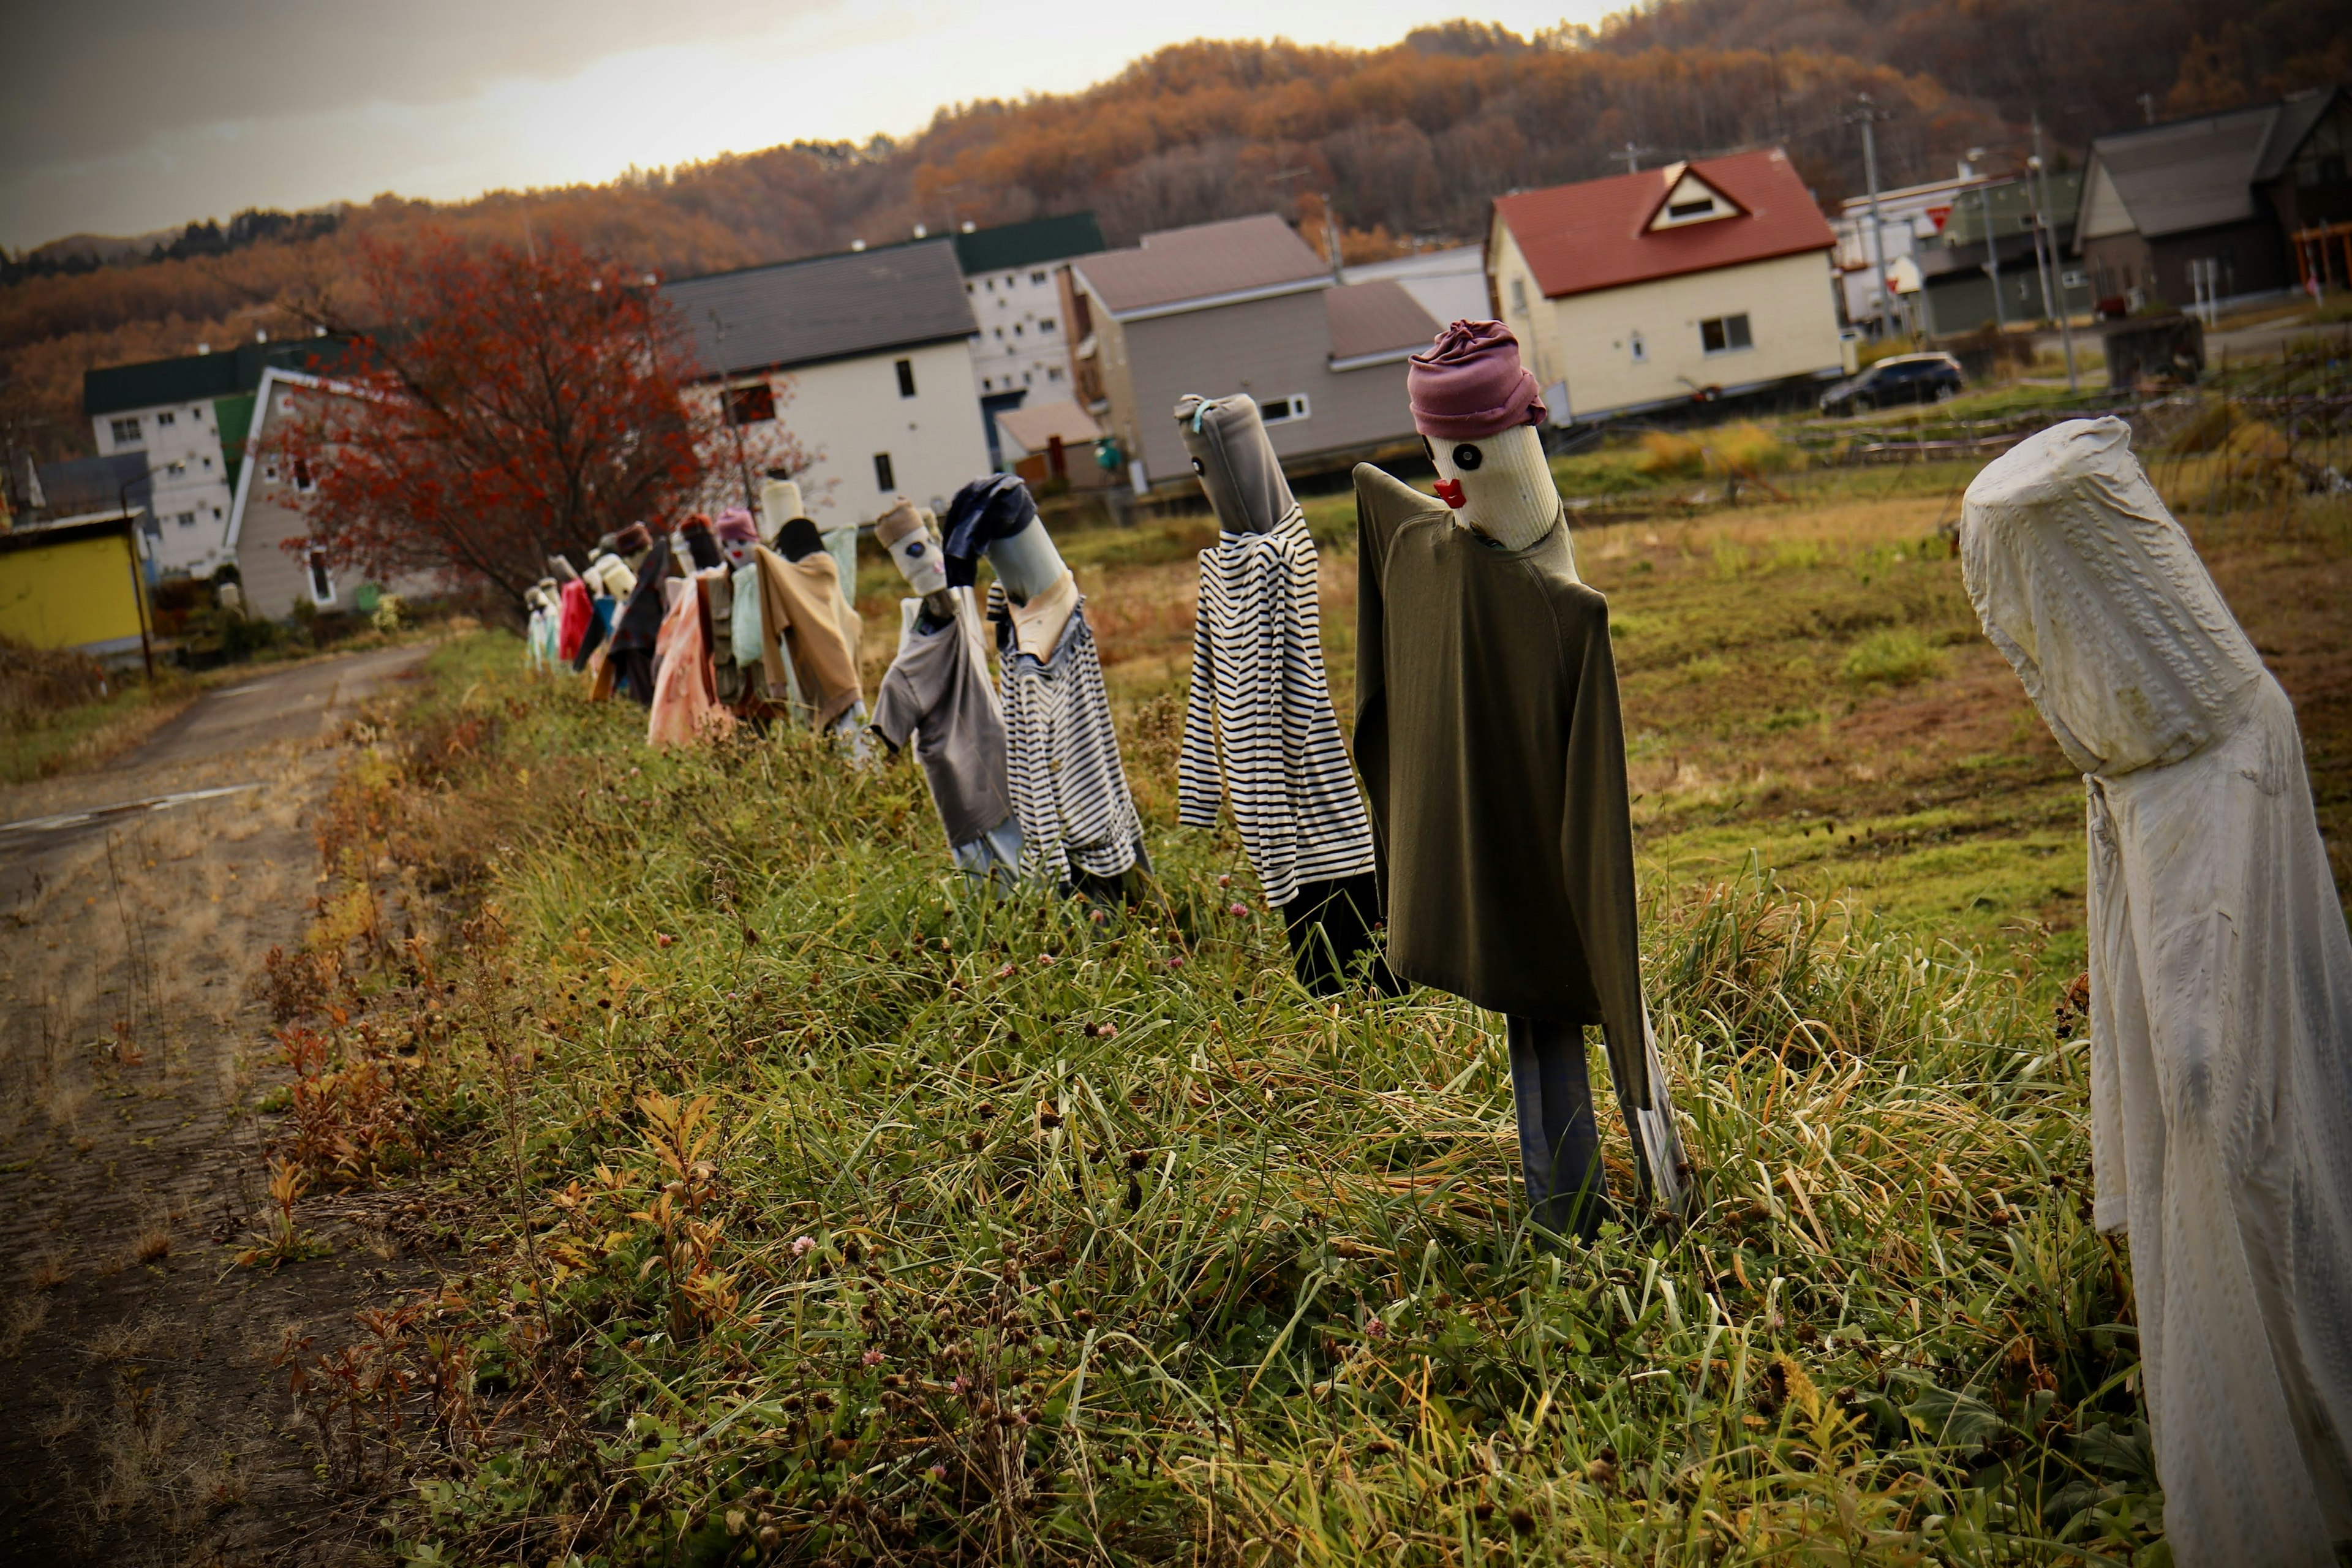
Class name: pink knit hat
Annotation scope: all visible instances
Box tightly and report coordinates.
[714,508,759,544]
[1407,320,1547,440]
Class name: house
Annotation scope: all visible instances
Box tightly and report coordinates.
[951,213,1105,463]
[81,337,344,579]
[1912,172,2093,336]
[995,399,1112,491]
[2076,88,2352,311]
[1830,173,2008,333]
[1339,246,1491,327]
[662,240,989,523]
[221,366,440,619]
[1488,149,1845,424]
[1066,214,1439,491]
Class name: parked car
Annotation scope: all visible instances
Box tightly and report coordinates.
[1819,352,1964,415]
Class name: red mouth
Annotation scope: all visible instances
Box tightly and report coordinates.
[1433,478,1466,508]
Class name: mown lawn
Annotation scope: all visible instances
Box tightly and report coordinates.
[263,447,2343,1567]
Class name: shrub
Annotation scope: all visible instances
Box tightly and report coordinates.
[1635,430,1705,475]
[1843,627,1948,685]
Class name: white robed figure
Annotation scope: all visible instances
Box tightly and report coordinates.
[1962,417,2352,1566]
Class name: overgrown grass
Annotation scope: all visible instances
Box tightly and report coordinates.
[291,636,2166,1567]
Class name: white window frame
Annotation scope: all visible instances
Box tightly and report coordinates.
[110,417,142,445]
[306,547,336,606]
[156,410,177,427]
[1630,331,1647,364]
[1259,393,1312,425]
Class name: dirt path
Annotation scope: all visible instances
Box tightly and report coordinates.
[0,646,435,1566]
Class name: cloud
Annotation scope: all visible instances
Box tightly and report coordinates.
[0,1,1614,250]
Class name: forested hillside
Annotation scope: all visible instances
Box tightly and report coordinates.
[4,0,2339,458]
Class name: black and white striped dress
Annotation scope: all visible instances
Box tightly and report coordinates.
[987,584,1143,884]
[1177,507,1376,907]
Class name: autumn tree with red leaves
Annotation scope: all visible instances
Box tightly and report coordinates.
[266,231,803,600]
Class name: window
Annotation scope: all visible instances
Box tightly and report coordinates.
[1699,314,1753,354]
[1630,331,1646,363]
[726,382,776,423]
[1047,366,1063,381]
[202,454,213,469]
[1259,394,1312,424]
[175,511,197,528]
[293,458,315,492]
[1038,317,1056,333]
[190,406,203,421]
[264,462,280,482]
[1667,198,1716,220]
[993,327,1005,340]
[1012,323,1023,336]
[306,547,334,605]
[157,410,177,427]
[873,452,896,491]
[1509,278,1528,314]
[984,279,995,292]
[1022,371,1033,385]
[1030,270,1047,285]
[983,377,994,391]
[895,358,917,398]
[110,417,142,445]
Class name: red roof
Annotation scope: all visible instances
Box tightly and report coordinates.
[1494,148,1834,301]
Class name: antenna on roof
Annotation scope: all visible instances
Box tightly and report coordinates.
[1615,141,1656,175]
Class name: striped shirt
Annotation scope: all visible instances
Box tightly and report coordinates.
[987,582,1143,884]
[1178,505,1376,906]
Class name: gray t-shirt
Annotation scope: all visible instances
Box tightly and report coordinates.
[872,614,1013,848]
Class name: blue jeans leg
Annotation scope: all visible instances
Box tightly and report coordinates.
[1507,1017,1611,1240]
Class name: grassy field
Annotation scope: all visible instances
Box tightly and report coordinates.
[254,437,2345,1567]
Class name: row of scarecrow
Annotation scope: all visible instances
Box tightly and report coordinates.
[523,320,2352,1568]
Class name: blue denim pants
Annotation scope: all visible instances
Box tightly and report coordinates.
[1507,1017,1613,1241]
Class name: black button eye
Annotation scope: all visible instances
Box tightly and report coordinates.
[1190,458,1204,474]
[1452,443,1482,470]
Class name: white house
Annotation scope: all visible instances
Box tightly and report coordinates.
[83,338,335,579]
[1487,149,1847,423]
[948,213,1105,464]
[662,240,989,523]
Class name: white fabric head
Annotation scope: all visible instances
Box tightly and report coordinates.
[875,498,946,595]
[760,478,804,544]
[1960,417,2264,775]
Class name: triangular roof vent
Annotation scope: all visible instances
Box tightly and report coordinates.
[1645,164,1747,230]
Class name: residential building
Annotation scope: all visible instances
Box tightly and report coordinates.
[222,366,440,619]
[662,240,989,523]
[951,213,1105,463]
[1912,173,2093,336]
[1067,214,1439,491]
[995,399,1112,491]
[82,337,341,579]
[1487,149,1845,424]
[2076,88,2352,310]
[1830,173,1996,332]
[1339,246,1490,326]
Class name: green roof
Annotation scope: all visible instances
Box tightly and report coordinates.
[951,213,1105,276]
[84,339,350,418]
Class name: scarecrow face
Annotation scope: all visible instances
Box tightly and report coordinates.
[721,535,757,570]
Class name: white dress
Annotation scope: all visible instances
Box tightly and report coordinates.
[1962,417,2352,1566]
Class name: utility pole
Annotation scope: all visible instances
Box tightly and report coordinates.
[2030,113,2080,391]
[1980,183,2007,331]
[1847,95,1896,342]
[1615,141,1655,175]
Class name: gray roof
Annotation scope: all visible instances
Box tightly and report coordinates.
[2088,93,2336,239]
[1324,280,1440,362]
[662,240,978,378]
[1073,214,1328,318]
[34,453,153,518]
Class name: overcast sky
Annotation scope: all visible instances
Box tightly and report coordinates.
[0,2,1619,252]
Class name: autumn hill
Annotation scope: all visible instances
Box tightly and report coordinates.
[4,0,2342,458]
